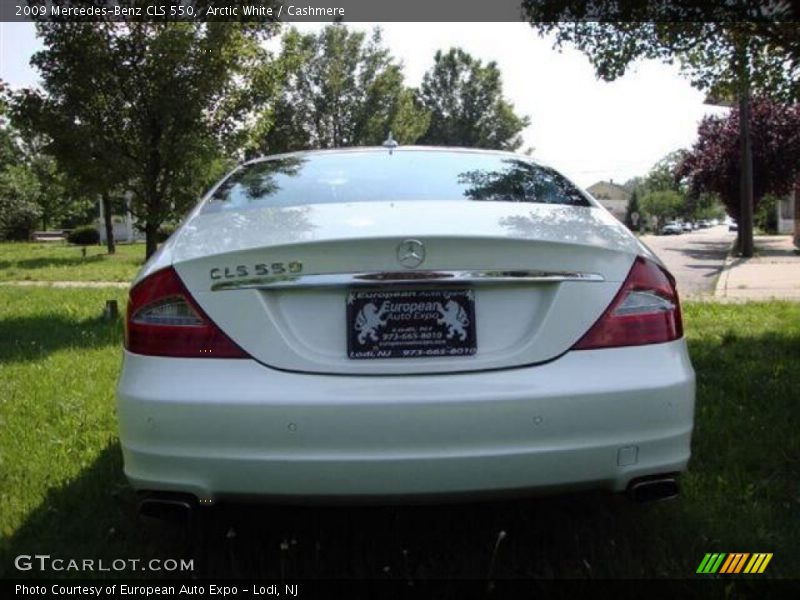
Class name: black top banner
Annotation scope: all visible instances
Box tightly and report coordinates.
[1,0,799,23]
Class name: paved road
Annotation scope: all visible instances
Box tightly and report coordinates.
[640,225,735,298]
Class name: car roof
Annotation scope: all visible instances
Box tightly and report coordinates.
[242,146,541,167]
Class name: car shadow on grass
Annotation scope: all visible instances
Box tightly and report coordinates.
[0,314,123,363]
[1,440,710,581]
[0,441,197,580]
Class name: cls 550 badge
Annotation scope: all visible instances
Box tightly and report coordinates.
[209,261,303,281]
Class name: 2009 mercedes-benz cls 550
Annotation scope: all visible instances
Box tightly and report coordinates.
[117,147,695,507]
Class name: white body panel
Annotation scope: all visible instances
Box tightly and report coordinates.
[118,147,695,501]
[118,341,695,500]
[162,201,655,374]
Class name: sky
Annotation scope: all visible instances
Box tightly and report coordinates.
[0,21,729,188]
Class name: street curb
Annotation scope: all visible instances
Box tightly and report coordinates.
[713,241,738,299]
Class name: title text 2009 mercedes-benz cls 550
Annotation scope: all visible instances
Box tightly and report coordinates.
[117,147,695,509]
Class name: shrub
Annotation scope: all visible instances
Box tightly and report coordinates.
[754,194,778,234]
[67,225,100,245]
[0,196,41,241]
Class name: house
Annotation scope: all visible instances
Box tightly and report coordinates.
[792,180,800,249]
[777,193,794,235]
[95,194,144,243]
[586,180,631,222]
[777,182,798,243]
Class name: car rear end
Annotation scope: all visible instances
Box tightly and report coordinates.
[117,148,695,505]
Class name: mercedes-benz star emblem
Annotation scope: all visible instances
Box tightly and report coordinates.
[397,239,426,268]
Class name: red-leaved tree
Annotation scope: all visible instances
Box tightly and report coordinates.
[676,99,800,221]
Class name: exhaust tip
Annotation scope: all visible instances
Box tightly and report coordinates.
[137,492,197,521]
[627,475,679,503]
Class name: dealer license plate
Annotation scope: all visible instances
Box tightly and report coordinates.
[347,289,477,359]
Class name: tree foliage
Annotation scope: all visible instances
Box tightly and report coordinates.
[257,25,429,154]
[624,188,640,230]
[0,163,42,240]
[418,48,530,150]
[642,150,687,194]
[523,4,799,255]
[0,91,85,239]
[676,98,800,220]
[522,4,800,101]
[641,190,684,229]
[15,19,278,258]
[0,93,37,239]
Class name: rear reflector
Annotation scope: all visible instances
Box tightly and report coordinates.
[125,267,249,358]
[573,256,682,350]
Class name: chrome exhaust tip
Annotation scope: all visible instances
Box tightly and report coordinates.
[627,476,680,503]
[137,492,197,521]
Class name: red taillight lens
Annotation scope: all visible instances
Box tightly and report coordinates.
[125,267,249,358]
[573,256,683,350]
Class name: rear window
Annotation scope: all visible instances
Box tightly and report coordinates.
[203,150,591,213]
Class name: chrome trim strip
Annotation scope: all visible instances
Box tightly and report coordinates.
[211,270,604,291]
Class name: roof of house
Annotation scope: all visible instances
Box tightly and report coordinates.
[586,180,631,203]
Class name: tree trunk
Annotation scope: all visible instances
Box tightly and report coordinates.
[737,44,755,258]
[102,192,115,254]
[145,219,159,259]
[738,90,755,257]
[794,179,800,250]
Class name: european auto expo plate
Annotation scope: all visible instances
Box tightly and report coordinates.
[347,289,477,359]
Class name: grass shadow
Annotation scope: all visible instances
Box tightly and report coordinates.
[0,442,193,580]
[0,256,109,272]
[0,314,123,363]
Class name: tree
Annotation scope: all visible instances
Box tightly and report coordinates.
[0,94,85,238]
[676,98,800,226]
[641,190,684,230]
[643,151,687,195]
[418,48,530,150]
[624,189,641,230]
[522,5,800,255]
[19,140,72,232]
[15,19,278,258]
[257,25,429,154]
[0,83,17,167]
[0,164,41,240]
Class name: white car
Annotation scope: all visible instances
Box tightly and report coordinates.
[117,147,694,515]
[660,222,683,235]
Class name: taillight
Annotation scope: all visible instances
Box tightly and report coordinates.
[573,256,683,350]
[125,267,249,358]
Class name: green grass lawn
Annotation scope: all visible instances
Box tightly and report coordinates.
[0,242,144,282]
[0,289,798,581]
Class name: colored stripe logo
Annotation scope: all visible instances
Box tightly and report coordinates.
[697,553,773,574]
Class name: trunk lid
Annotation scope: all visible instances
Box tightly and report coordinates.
[169,201,642,374]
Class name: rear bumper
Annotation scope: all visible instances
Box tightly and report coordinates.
[116,340,695,502]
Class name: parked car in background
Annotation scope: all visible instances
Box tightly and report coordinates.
[697,220,711,229]
[660,222,683,235]
[118,146,694,514]
[682,222,693,232]
[729,220,738,232]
